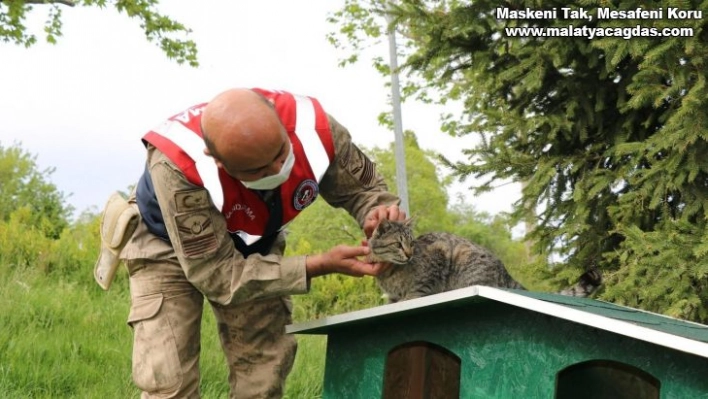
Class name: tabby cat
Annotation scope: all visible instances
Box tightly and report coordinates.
[368,219,602,303]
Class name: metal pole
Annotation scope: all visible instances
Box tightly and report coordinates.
[385,12,410,215]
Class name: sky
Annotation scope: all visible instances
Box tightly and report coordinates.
[0,0,521,224]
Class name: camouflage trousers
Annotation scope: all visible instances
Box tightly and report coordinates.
[125,258,297,399]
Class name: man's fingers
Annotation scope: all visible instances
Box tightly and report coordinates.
[389,204,408,221]
[335,244,370,258]
[371,205,388,222]
[365,206,378,223]
[375,206,387,222]
[369,262,387,275]
[368,204,407,223]
[374,261,393,274]
[364,205,386,238]
[364,204,407,239]
[353,260,392,276]
[387,204,400,221]
[349,260,381,277]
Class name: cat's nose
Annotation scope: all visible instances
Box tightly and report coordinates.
[404,248,413,257]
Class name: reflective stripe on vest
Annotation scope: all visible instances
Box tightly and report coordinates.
[146,95,332,247]
[293,94,330,181]
[151,120,225,210]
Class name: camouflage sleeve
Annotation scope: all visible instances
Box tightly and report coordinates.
[147,146,309,306]
[318,115,401,227]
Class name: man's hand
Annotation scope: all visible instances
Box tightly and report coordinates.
[306,245,387,278]
[363,204,407,239]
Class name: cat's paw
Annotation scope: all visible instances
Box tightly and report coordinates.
[382,293,400,304]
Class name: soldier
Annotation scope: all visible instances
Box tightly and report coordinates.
[94,87,405,398]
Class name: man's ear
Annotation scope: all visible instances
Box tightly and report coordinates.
[204,148,225,169]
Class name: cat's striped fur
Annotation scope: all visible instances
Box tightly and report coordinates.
[368,219,602,303]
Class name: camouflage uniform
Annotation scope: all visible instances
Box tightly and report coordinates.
[121,115,399,398]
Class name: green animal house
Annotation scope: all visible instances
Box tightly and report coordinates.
[287,286,708,398]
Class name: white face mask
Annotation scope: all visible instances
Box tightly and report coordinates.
[241,143,295,190]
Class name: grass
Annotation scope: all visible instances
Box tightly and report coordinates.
[0,270,136,398]
[0,267,330,398]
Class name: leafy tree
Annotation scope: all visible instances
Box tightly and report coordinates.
[0,142,72,238]
[0,0,198,66]
[329,0,708,321]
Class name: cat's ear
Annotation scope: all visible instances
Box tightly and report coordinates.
[403,217,415,228]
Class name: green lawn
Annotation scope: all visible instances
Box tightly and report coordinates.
[0,269,329,398]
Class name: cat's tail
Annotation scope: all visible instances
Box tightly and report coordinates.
[557,268,603,298]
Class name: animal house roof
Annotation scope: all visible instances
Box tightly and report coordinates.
[287,285,708,359]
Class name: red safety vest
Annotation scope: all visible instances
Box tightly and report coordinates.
[142,88,335,246]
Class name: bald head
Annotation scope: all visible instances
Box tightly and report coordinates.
[202,88,289,180]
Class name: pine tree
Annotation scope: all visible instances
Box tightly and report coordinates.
[330,0,708,321]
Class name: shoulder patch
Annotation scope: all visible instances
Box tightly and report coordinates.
[293,179,319,210]
[175,190,210,212]
[175,211,218,258]
[341,144,376,187]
